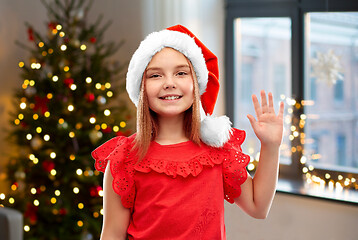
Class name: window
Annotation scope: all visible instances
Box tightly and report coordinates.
[304,12,358,172]
[225,0,358,201]
[233,17,292,165]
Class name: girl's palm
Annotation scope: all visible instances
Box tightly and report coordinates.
[247,91,284,146]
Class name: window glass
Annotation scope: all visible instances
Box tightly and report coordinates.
[304,12,358,171]
[233,17,292,164]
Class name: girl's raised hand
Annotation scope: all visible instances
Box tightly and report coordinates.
[247,90,284,147]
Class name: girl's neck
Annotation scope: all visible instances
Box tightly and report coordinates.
[155,114,188,145]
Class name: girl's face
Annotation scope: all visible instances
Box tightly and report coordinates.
[144,48,194,118]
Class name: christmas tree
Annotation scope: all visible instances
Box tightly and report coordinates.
[0,0,133,239]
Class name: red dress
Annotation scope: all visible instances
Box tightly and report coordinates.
[92,128,250,240]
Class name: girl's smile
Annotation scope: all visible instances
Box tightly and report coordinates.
[144,47,194,118]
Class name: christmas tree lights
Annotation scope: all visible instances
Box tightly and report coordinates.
[1,0,133,239]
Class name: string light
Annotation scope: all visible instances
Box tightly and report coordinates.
[59,32,65,37]
[26,134,32,140]
[76,169,83,175]
[70,84,77,90]
[55,190,61,196]
[69,154,76,161]
[78,203,84,209]
[104,109,111,116]
[33,199,40,206]
[31,188,37,194]
[120,121,126,128]
[107,91,113,97]
[20,102,26,109]
[113,126,119,132]
[24,225,30,232]
[64,66,70,72]
[68,105,74,111]
[18,61,25,68]
[50,169,57,176]
[86,77,92,83]
[52,75,59,82]
[51,197,57,204]
[36,127,42,133]
[60,45,67,51]
[77,220,84,227]
[95,83,101,89]
[80,44,87,50]
[44,134,50,141]
[89,117,96,124]
[73,187,79,194]
[69,131,75,138]
[50,152,56,159]
[0,193,5,200]
[9,198,15,204]
[38,42,44,48]
[56,24,62,30]
[105,82,111,89]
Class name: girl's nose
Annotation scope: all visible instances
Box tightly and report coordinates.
[163,77,176,89]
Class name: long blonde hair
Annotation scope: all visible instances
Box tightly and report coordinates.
[133,59,201,160]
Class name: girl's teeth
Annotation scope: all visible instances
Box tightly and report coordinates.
[164,96,179,100]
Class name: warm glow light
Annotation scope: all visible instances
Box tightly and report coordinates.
[80,44,87,50]
[20,102,27,109]
[76,169,83,175]
[58,118,65,124]
[86,77,92,83]
[50,169,57,176]
[99,190,104,197]
[11,184,17,191]
[14,119,20,125]
[95,83,101,89]
[33,200,40,206]
[18,61,25,68]
[100,208,104,215]
[47,93,53,99]
[48,48,54,54]
[338,175,343,181]
[77,220,84,227]
[64,66,70,72]
[60,45,67,51]
[31,188,37,194]
[70,84,77,90]
[69,131,75,138]
[78,203,84,209]
[89,117,96,124]
[33,114,39,120]
[52,75,59,82]
[59,32,65,37]
[105,82,111,89]
[9,198,15,204]
[247,163,255,171]
[120,121,126,128]
[26,134,32,140]
[0,193,5,200]
[56,24,62,30]
[68,105,74,111]
[38,42,44,47]
[55,190,61,196]
[24,225,30,232]
[44,134,50,141]
[300,156,307,164]
[101,123,107,129]
[113,126,119,132]
[51,197,57,204]
[50,152,56,159]
[107,91,113,97]
[70,154,75,161]
[73,187,79,194]
[36,127,42,133]
[104,109,111,116]
[302,167,308,173]
[44,111,50,117]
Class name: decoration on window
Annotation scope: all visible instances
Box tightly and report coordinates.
[310,49,344,86]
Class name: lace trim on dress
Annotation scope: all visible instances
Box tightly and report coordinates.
[222,128,250,203]
[92,136,136,210]
[134,150,223,178]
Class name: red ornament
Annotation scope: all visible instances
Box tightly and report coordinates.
[48,22,57,30]
[42,160,55,173]
[27,27,34,41]
[59,208,67,216]
[33,96,49,115]
[90,37,97,43]
[64,78,74,87]
[24,203,38,224]
[85,93,95,102]
[102,126,112,134]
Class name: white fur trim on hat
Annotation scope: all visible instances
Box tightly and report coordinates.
[200,115,233,147]
[126,29,209,106]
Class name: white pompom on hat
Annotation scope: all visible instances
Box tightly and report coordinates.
[126,25,232,147]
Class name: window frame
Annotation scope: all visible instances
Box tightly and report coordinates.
[225,0,358,182]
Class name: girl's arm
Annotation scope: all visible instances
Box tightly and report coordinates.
[234,91,284,219]
[100,163,131,240]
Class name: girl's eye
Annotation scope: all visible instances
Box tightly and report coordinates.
[177,71,188,76]
[149,74,161,78]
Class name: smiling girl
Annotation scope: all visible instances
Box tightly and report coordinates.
[92,25,284,240]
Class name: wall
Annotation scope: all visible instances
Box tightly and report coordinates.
[225,193,358,240]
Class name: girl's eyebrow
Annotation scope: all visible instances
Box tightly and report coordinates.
[146,64,190,71]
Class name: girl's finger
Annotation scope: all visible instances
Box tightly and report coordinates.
[278,101,284,118]
[247,114,257,129]
[252,94,262,118]
[268,92,274,114]
[261,90,268,113]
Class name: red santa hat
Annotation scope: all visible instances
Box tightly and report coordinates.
[126,25,232,147]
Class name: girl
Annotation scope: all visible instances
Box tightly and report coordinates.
[92,25,284,240]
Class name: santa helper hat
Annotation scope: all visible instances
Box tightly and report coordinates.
[126,25,232,147]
